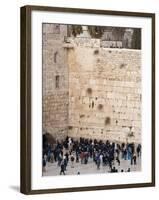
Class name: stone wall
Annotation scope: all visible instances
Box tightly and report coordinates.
[42,24,69,139]
[43,27,141,143]
[66,38,141,143]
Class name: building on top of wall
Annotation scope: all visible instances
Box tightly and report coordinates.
[67,25,140,49]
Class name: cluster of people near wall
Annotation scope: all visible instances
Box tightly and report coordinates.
[43,135,141,175]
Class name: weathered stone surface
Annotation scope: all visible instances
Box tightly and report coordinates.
[67,38,141,143]
[42,25,141,143]
[42,24,69,139]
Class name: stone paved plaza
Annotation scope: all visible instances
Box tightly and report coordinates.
[43,153,141,176]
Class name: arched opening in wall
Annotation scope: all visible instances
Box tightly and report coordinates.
[54,51,58,63]
[55,75,60,89]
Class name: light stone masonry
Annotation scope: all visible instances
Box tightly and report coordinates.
[66,38,141,143]
[42,26,141,144]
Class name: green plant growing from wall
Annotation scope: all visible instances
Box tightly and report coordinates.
[88,26,105,38]
[70,25,83,37]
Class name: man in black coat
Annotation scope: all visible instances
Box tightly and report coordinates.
[60,160,65,175]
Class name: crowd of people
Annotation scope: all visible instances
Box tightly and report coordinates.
[43,135,141,175]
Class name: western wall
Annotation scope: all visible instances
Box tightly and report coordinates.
[42,24,141,143]
[66,38,141,143]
